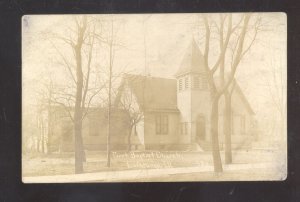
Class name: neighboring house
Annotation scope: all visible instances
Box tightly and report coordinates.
[46,106,131,152]
[45,39,256,152]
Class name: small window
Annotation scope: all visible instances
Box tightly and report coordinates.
[156,114,168,135]
[194,76,200,89]
[179,79,183,91]
[185,76,189,89]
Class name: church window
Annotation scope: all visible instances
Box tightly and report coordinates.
[156,114,168,135]
[185,76,189,89]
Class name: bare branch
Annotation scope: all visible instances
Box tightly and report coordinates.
[49,41,77,85]
[217,13,252,97]
[50,99,74,123]
[203,15,211,69]
[82,25,96,109]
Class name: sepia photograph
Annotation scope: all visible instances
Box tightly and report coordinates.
[22,13,287,182]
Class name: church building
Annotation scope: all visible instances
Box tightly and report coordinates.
[114,40,256,151]
[46,40,256,152]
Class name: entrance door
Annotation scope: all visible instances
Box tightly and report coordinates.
[196,116,206,142]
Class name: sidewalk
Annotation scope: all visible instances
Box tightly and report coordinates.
[23,162,277,183]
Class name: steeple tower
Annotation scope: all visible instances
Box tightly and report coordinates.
[175,39,211,144]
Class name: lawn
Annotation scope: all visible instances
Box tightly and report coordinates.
[22,149,283,177]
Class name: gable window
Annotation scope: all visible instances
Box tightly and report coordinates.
[185,76,189,89]
[156,114,168,135]
[89,118,100,136]
[194,76,200,89]
[179,79,183,91]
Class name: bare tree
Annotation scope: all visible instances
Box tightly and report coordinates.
[262,55,286,143]
[106,20,114,167]
[100,15,126,167]
[115,78,144,151]
[197,13,260,172]
[41,16,106,173]
[35,81,54,154]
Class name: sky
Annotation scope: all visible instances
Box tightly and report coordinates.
[22,13,287,138]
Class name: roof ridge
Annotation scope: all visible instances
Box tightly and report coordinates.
[124,73,176,81]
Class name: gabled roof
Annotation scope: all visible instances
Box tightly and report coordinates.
[214,75,255,115]
[115,73,254,116]
[233,83,255,115]
[174,39,206,77]
[116,74,179,112]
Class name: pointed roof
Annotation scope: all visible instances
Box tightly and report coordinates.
[214,75,255,115]
[115,74,179,112]
[175,39,206,77]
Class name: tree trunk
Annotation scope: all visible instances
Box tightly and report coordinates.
[74,107,85,173]
[74,33,86,174]
[224,91,232,164]
[107,96,111,167]
[211,97,223,172]
[41,121,45,153]
[107,55,112,168]
[74,82,85,173]
[127,125,133,151]
[107,21,114,167]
